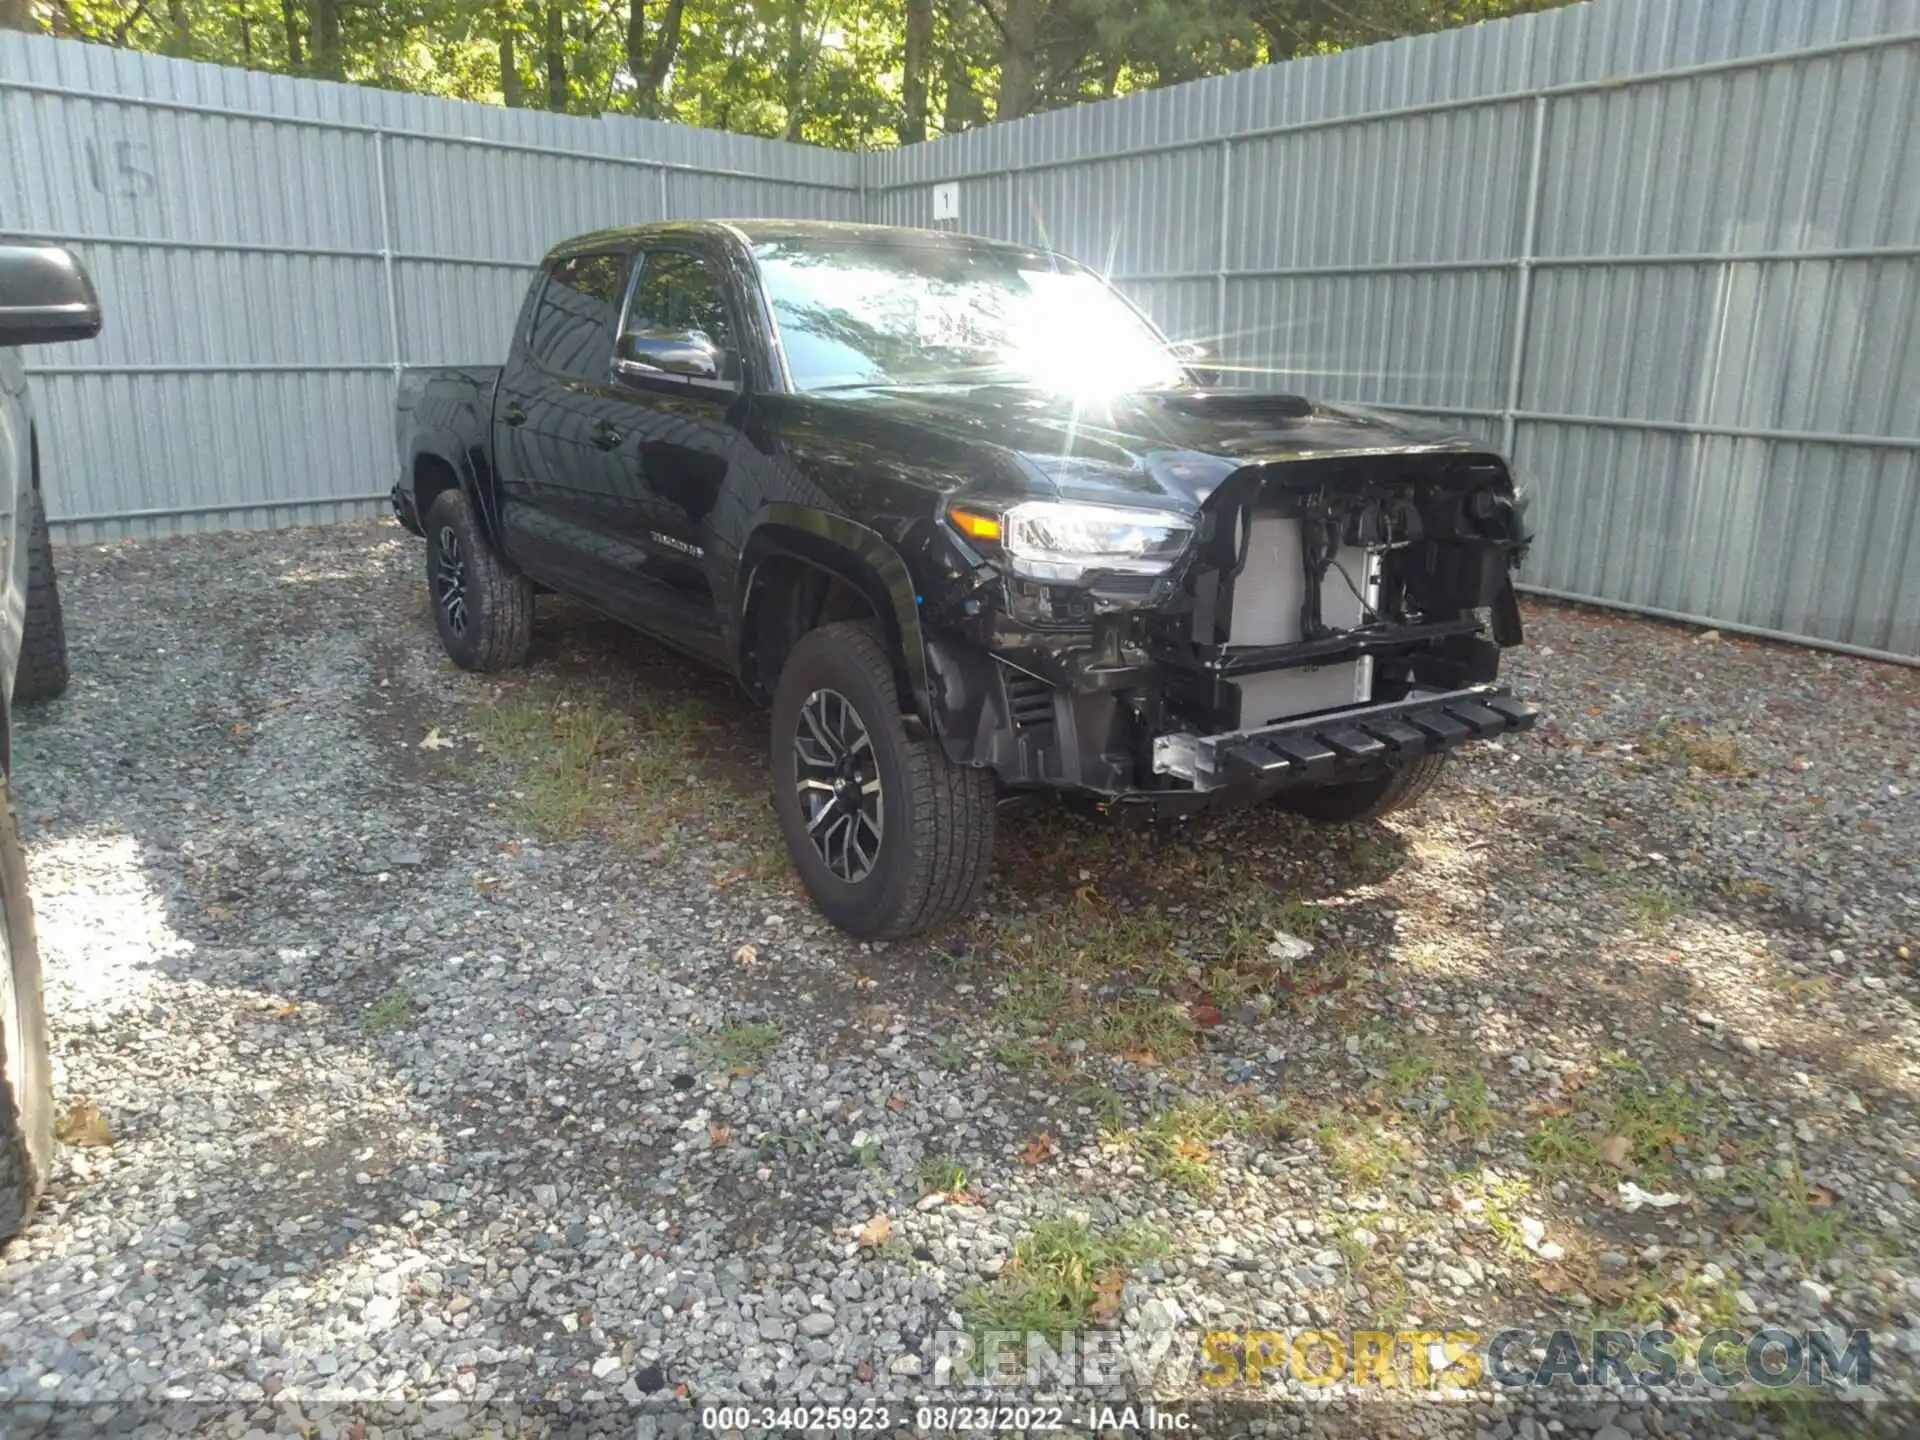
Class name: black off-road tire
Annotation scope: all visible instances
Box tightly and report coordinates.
[0,779,53,1243]
[424,488,532,673]
[1279,752,1450,824]
[14,491,69,703]
[771,621,994,938]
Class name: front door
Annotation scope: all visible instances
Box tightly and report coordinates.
[492,249,634,601]
[590,246,748,661]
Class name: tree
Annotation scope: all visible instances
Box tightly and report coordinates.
[6,0,1576,140]
[625,0,685,116]
[991,0,1035,121]
[281,0,302,67]
[308,0,340,77]
[542,0,564,108]
[899,0,929,142]
[780,0,805,138]
[164,0,191,53]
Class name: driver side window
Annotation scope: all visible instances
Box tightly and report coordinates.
[625,250,733,351]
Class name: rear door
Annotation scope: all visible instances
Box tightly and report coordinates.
[492,250,633,597]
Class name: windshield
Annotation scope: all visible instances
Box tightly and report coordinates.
[752,236,1187,397]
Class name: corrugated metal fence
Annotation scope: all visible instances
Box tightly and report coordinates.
[4,1,1918,658]
[0,33,859,538]
[867,0,1920,661]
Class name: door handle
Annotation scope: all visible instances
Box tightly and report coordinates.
[594,423,623,451]
[502,404,527,426]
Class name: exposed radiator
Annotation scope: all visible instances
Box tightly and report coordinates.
[1227,514,1379,727]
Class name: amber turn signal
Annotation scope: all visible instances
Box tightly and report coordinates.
[947,507,1002,542]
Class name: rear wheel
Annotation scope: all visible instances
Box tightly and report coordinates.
[0,778,53,1242]
[771,621,994,938]
[424,488,532,672]
[15,491,69,703]
[1278,752,1450,824]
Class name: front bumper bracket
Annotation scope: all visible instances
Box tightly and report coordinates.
[1153,684,1538,791]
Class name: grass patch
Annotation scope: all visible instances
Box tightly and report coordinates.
[1381,1039,1441,1096]
[1073,1082,1128,1132]
[1104,1099,1261,1196]
[1523,1067,1700,1181]
[1314,1115,1410,1190]
[1444,1068,1495,1139]
[703,1021,780,1068]
[1771,972,1835,1003]
[991,915,1197,1062]
[1626,887,1690,928]
[1644,722,1745,776]
[1525,1116,1597,1176]
[757,1122,825,1158]
[919,1156,969,1196]
[475,686,691,836]
[1273,897,1328,940]
[933,1040,970,1072]
[1758,1162,1846,1267]
[963,801,1373,1058]
[474,681,783,875]
[1591,1271,1674,1331]
[1735,1392,1866,1440]
[961,1216,1165,1341]
[362,987,417,1032]
[1367,1038,1494,1142]
[1606,1081,1697,1171]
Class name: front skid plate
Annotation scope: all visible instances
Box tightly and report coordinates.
[1156,684,1540,792]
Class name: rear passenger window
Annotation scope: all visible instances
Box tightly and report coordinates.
[528,253,628,379]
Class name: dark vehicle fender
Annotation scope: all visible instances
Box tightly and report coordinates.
[406,438,504,545]
[737,505,932,723]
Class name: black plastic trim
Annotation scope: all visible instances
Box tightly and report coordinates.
[1209,685,1537,787]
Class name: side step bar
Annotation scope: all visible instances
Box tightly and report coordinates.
[1154,685,1539,791]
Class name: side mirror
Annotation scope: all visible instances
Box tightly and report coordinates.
[614,328,726,383]
[0,245,103,348]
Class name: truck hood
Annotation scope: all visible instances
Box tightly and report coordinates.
[824,385,1497,512]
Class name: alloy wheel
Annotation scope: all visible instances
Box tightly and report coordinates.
[434,524,469,637]
[792,687,883,882]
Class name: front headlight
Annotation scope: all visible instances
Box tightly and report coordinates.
[996,500,1195,583]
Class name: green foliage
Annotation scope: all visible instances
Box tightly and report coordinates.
[11,0,1575,147]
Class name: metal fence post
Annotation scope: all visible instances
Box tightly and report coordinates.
[1215,139,1233,372]
[372,129,404,386]
[1501,93,1548,457]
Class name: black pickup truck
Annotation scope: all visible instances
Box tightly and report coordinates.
[393,220,1536,938]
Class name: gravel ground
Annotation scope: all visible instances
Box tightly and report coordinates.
[1,520,1916,1438]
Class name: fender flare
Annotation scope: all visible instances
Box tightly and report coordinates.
[407,436,504,544]
[737,503,931,722]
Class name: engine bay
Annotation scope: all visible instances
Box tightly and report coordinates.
[1153,452,1532,733]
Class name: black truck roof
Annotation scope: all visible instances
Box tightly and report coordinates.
[544,219,1053,266]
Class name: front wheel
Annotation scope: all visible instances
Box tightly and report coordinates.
[0,778,53,1242]
[424,488,532,673]
[1277,752,1450,824]
[770,621,994,938]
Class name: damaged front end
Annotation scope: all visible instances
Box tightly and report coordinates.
[924,447,1541,814]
